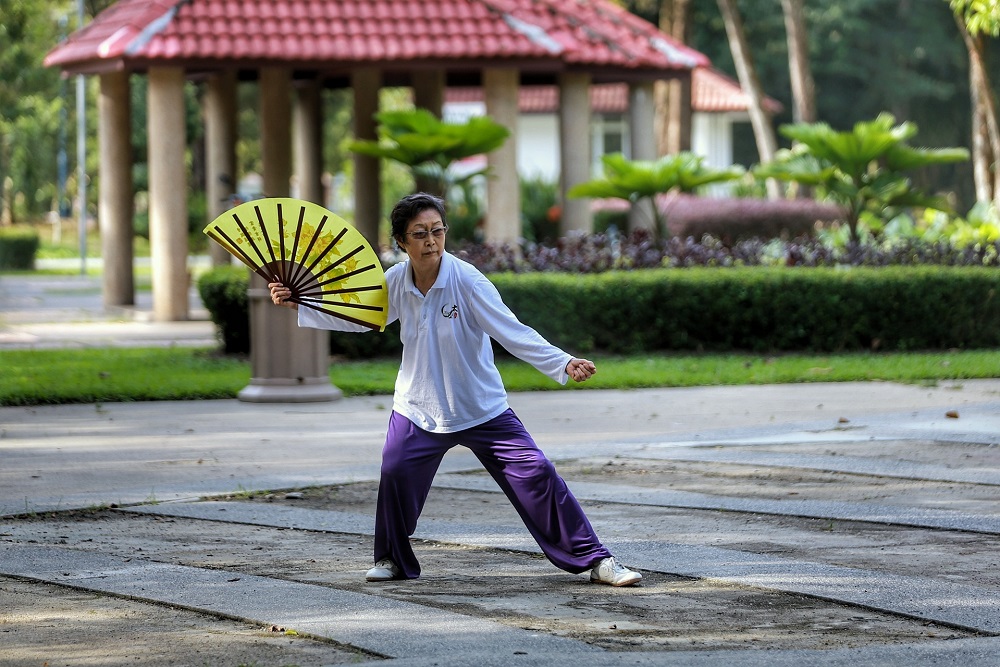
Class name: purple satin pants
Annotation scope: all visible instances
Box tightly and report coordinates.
[374,408,612,579]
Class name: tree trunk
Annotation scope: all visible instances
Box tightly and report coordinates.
[971,64,994,203]
[780,0,816,124]
[655,0,692,156]
[716,0,781,198]
[0,133,8,226]
[956,13,1000,206]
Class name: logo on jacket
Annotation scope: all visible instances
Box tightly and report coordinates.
[441,304,459,319]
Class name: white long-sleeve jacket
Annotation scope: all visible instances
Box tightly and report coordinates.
[298,251,571,433]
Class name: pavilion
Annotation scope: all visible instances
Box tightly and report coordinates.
[45,0,708,401]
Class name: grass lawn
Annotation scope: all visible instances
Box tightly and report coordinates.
[1,347,998,407]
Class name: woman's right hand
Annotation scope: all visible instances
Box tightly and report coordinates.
[268,282,297,309]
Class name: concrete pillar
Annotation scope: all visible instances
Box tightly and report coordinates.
[629,81,658,234]
[412,70,446,195]
[558,72,592,236]
[260,68,292,199]
[204,70,238,266]
[413,70,444,117]
[483,68,520,246]
[147,67,189,321]
[671,75,693,154]
[98,70,134,307]
[294,78,324,204]
[238,67,340,403]
[352,68,381,247]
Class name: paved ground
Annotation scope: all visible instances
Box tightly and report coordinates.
[0,269,213,348]
[2,270,1000,666]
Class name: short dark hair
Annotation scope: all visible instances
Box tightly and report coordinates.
[390,192,447,241]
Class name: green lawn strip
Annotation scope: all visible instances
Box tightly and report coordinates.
[560,351,1000,389]
[2,347,998,406]
[0,348,249,406]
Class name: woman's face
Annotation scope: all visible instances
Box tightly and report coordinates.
[398,207,447,271]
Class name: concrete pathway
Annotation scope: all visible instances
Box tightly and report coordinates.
[3,270,1000,665]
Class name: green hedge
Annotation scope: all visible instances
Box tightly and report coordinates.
[197,266,250,354]
[492,266,1000,353]
[199,265,1000,356]
[0,227,40,270]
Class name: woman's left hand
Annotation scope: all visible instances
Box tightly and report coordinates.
[566,358,597,383]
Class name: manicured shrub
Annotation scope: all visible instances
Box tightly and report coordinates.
[197,265,250,355]
[661,194,842,241]
[199,252,1000,357]
[0,227,40,270]
[492,266,1000,354]
[589,195,842,242]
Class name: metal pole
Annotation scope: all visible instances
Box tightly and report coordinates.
[76,0,86,275]
[57,16,68,220]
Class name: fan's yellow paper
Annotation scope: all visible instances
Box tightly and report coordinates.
[204,198,388,331]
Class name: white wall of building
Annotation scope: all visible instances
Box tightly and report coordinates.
[442,101,743,194]
[518,114,560,180]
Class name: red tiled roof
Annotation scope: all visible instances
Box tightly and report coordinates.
[445,67,782,115]
[693,67,782,114]
[45,0,710,76]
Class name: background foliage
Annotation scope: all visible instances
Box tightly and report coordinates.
[1,1,996,228]
[624,0,983,206]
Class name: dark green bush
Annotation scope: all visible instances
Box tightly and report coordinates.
[329,320,402,358]
[521,176,560,243]
[196,264,401,358]
[593,208,629,235]
[135,190,208,250]
[0,227,40,270]
[197,265,250,355]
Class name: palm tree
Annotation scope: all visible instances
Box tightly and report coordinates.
[568,152,744,239]
[347,109,510,198]
[755,113,969,244]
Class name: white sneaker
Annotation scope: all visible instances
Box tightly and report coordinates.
[365,558,402,581]
[590,556,642,587]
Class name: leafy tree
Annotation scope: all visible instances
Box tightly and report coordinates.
[0,0,117,227]
[0,1,69,224]
[755,113,969,244]
[949,0,1000,206]
[952,0,1000,33]
[781,0,816,125]
[677,0,975,204]
[347,108,509,198]
[715,0,778,178]
[567,152,744,238]
[652,0,693,155]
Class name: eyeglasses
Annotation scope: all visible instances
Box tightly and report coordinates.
[405,226,448,240]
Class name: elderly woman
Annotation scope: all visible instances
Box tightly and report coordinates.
[269,192,640,587]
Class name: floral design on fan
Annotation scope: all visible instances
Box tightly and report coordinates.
[294,222,341,265]
[334,256,363,304]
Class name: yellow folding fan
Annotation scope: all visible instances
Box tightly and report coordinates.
[204,198,388,331]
